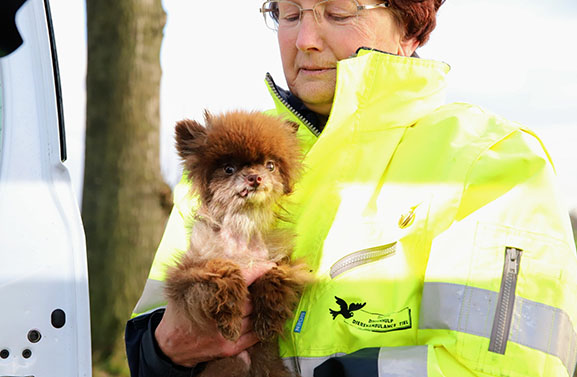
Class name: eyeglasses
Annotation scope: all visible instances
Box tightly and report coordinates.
[260,0,390,31]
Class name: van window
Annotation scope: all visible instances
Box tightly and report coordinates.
[0,0,26,58]
[0,0,67,162]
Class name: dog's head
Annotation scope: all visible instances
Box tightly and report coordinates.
[175,110,301,210]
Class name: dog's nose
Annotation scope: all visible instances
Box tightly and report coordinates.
[247,174,262,187]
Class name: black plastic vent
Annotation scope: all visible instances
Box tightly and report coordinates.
[51,308,66,328]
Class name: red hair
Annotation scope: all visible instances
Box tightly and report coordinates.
[388,0,445,46]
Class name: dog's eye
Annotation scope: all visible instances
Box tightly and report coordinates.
[265,161,275,172]
[223,165,236,175]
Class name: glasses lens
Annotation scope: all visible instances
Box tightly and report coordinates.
[277,2,301,27]
[263,1,303,30]
[262,0,360,30]
[263,1,280,30]
[321,0,358,24]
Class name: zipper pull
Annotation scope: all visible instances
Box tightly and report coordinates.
[505,247,522,274]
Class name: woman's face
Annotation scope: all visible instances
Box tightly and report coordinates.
[277,0,418,115]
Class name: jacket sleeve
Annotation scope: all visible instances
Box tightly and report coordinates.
[313,128,577,377]
[125,174,202,376]
[419,128,577,377]
[125,308,204,377]
[129,175,196,316]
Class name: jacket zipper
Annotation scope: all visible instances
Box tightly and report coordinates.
[330,242,397,279]
[489,247,523,354]
[265,73,319,373]
[265,73,322,137]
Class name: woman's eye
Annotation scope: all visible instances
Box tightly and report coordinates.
[224,165,236,175]
[281,13,300,23]
[265,161,275,172]
[323,2,356,23]
[326,11,353,22]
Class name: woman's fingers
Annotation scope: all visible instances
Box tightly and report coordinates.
[242,298,253,316]
[240,315,252,336]
[221,331,260,358]
[241,261,275,286]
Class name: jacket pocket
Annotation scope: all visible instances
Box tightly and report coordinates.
[433,222,576,376]
[488,246,522,354]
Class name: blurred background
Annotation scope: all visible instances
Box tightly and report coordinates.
[46,0,577,375]
[53,0,577,208]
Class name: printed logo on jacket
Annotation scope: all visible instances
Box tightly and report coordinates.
[329,296,412,333]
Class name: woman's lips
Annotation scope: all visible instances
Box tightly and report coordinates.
[299,67,335,75]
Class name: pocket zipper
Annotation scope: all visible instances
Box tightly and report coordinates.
[489,246,523,354]
[329,242,397,279]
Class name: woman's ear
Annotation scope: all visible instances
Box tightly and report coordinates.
[397,37,419,57]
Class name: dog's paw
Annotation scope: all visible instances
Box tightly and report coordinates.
[249,264,306,340]
[203,259,248,341]
[165,258,248,341]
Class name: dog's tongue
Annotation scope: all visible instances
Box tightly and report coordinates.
[240,188,249,197]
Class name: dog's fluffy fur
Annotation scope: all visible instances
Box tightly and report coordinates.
[165,110,309,377]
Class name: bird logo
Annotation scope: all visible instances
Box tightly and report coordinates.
[329,296,366,320]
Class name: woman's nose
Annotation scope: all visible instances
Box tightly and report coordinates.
[295,11,324,52]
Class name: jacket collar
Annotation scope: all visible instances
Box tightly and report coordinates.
[266,74,325,132]
[267,47,450,134]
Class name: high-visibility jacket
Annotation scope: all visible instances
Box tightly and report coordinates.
[130,48,577,377]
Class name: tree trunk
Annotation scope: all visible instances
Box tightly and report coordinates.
[83,0,168,362]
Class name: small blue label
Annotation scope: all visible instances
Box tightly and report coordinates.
[294,311,306,333]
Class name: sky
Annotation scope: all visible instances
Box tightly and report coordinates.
[48,0,577,211]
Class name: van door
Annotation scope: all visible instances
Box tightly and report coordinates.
[0,0,91,375]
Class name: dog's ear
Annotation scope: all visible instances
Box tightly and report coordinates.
[175,119,207,160]
[203,109,213,124]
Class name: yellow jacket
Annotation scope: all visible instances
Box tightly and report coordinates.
[133,49,577,377]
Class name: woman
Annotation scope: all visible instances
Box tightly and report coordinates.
[126,1,577,376]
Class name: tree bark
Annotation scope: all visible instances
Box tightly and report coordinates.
[84,0,168,361]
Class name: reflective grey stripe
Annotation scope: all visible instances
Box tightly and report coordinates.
[283,353,345,377]
[378,346,428,377]
[421,282,577,376]
[512,298,577,375]
[132,278,166,315]
[283,347,427,377]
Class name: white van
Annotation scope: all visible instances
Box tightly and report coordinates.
[0,0,91,375]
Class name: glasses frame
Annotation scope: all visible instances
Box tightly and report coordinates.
[260,0,391,31]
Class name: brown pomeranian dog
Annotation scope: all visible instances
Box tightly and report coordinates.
[165,110,309,377]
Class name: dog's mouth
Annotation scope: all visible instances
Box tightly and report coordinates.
[239,187,256,198]
[238,185,272,199]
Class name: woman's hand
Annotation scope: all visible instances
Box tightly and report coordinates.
[154,261,275,368]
